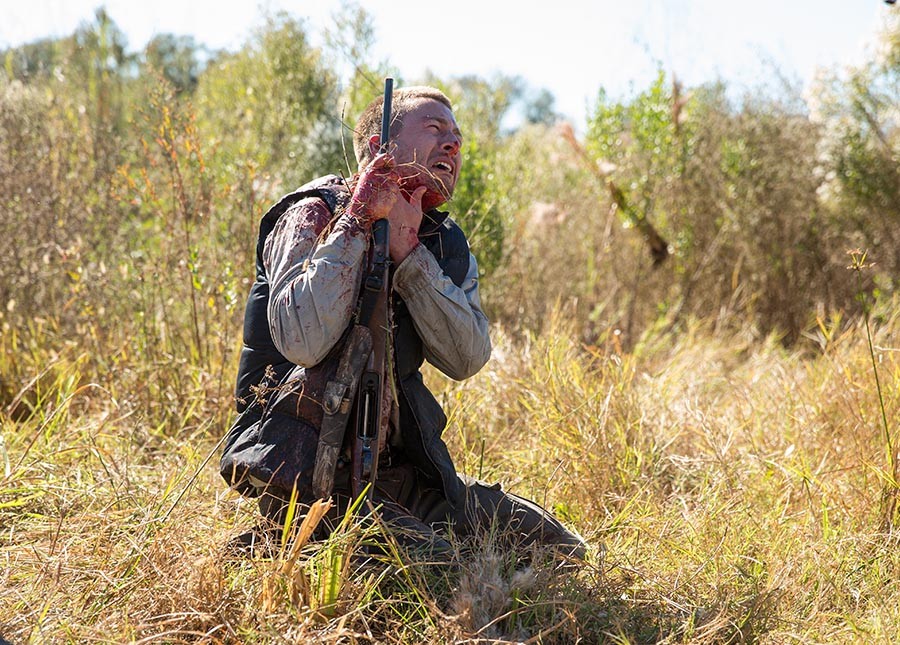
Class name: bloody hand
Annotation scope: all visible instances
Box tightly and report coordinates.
[388,185,426,264]
[348,154,400,224]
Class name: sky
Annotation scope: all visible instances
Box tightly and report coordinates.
[0,0,894,123]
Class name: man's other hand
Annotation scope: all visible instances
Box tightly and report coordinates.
[388,185,426,264]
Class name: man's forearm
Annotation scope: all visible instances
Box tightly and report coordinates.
[393,245,491,380]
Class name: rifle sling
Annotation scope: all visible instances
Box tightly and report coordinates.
[313,222,390,501]
[311,325,373,499]
[358,220,390,327]
[350,221,391,501]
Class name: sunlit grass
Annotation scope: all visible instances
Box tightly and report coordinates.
[2,14,899,640]
[2,302,898,642]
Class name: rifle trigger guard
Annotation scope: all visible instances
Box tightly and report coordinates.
[323,381,348,416]
[365,274,384,292]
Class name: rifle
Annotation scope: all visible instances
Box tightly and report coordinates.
[350,78,394,502]
[311,79,394,503]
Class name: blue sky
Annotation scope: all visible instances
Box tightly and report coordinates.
[0,1,893,122]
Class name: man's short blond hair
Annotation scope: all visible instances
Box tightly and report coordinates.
[353,86,453,168]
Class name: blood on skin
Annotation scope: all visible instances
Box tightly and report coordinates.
[348,155,400,223]
[400,181,444,211]
[397,223,421,253]
[398,168,450,212]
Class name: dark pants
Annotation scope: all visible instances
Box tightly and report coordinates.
[258,459,586,561]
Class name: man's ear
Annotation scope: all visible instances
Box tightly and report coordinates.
[367,135,381,157]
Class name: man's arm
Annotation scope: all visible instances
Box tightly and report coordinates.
[393,245,491,380]
[264,197,368,367]
[265,154,404,367]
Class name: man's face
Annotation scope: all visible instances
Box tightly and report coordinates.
[386,98,463,211]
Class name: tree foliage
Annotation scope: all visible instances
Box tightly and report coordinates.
[144,33,205,95]
[195,12,344,190]
[811,12,900,278]
[0,6,897,349]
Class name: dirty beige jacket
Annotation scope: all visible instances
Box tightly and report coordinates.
[263,196,491,381]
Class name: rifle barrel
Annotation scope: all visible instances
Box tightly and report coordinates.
[380,78,393,153]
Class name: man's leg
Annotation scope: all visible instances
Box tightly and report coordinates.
[224,484,297,557]
[369,462,454,558]
[445,476,587,560]
[253,462,454,558]
[380,469,587,561]
[252,468,585,561]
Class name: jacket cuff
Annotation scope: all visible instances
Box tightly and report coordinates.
[393,243,438,297]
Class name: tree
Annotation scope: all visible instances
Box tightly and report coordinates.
[324,0,397,148]
[144,34,204,95]
[195,12,343,190]
[66,8,134,181]
[2,36,62,81]
[524,88,559,126]
[810,12,900,279]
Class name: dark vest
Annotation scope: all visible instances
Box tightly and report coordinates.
[220,175,471,505]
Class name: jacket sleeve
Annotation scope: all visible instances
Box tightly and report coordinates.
[263,197,368,367]
[392,244,491,380]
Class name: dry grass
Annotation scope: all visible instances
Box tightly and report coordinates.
[2,299,898,643]
[2,13,899,642]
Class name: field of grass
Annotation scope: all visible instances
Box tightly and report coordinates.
[2,8,899,643]
[1,300,898,643]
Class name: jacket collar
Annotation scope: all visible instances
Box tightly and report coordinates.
[419,208,449,237]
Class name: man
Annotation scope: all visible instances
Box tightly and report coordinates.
[220,86,584,559]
